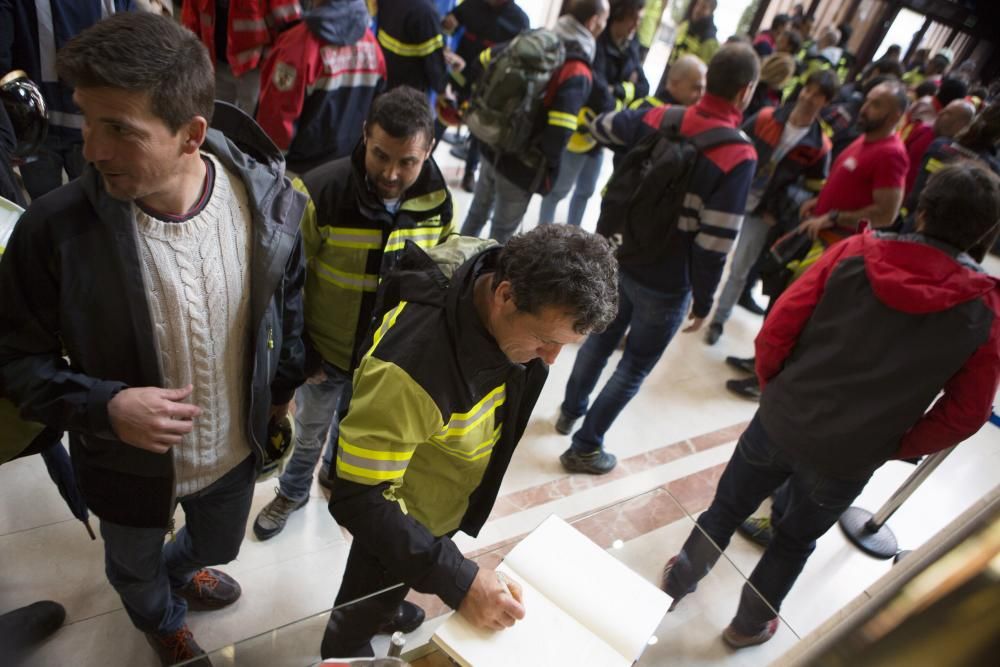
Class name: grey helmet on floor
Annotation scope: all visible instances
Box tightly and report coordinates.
[0,70,49,158]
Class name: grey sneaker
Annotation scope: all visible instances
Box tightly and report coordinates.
[253,489,308,541]
[559,447,617,474]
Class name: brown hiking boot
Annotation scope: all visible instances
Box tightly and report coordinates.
[145,624,212,666]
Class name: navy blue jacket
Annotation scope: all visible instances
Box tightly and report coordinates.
[591,94,757,317]
[376,0,448,94]
[448,0,529,96]
[0,0,135,141]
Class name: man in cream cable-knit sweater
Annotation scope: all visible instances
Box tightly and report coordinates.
[0,13,307,666]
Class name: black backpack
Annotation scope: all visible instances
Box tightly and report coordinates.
[596,106,751,267]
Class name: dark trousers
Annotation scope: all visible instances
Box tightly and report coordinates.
[664,415,870,633]
[320,540,409,658]
[99,455,256,634]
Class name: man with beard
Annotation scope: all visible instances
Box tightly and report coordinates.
[725,81,908,420]
[797,80,909,240]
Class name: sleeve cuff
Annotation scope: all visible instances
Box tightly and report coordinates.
[89,380,129,439]
[439,557,480,610]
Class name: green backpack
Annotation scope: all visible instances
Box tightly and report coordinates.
[465,28,566,156]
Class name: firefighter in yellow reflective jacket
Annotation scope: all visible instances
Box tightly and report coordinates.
[320,225,620,658]
[252,87,454,554]
[667,0,719,67]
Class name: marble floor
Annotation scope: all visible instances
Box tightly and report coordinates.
[3,40,1000,667]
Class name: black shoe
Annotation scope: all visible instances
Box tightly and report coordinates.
[375,601,426,635]
[145,624,212,666]
[737,292,766,316]
[724,355,756,375]
[660,556,684,611]
[704,322,723,346]
[554,411,578,435]
[0,601,66,655]
[559,447,617,474]
[736,516,773,547]
[174,568,242,611]
[726,376,761,401]
[318,464,334,491]
[461,170,476,193]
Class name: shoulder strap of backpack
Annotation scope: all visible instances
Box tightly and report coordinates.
[657,106,688,138]
[689,126,752,152]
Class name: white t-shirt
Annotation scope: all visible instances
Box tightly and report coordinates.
[383,198,401,215]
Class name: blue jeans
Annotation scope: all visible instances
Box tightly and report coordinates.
[664,415,870,633]
[562,271,691,454]
[537,149,604,228]
[278,363,353,501]
[460,159,533,244]
[19,133,86,200]
[99,455,256,634]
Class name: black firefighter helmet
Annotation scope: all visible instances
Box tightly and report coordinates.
[0,70,49,158]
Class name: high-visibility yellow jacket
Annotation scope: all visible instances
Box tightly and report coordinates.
[329,243,548,608]
[295,141,453,373]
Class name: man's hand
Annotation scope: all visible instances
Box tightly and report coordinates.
[797,214,834,240]
[798,197,818,220]
[682,311,705,333]
[269,402,290,421]
[444,49,465,72]
[305,367,328,385]
[458,568,525,631]
[441,13,459,33]
[108,385,201,453]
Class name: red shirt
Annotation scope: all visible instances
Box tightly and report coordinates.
[815,134,909,218]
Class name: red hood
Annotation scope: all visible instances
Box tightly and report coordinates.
[861,234,998,314]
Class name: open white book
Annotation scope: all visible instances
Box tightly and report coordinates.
[431,515,671,667]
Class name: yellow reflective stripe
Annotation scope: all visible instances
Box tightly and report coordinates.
[385,227,445,253]
[377,29,443,57]
[548,110,578,130]
[620,80,636,106]
[926,157,945,173]
[400,189,448,213]
[428,425,501,462]
[336,455,406,482]
[450,69,467,87]
[479,48,492,68]
[804,178,826,192]
[339,438,413,462]
[629,95,663,110]
[368,301,407,356]
[438,384,506,437]
[314,259,378,292]
[320,226,383,250]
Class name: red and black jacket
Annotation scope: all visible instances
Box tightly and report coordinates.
[256,1,386,173]
[742,104,831,219]
[590,94,757,317]
[756,232,1000,480]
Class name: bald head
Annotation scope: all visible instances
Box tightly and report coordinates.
[934,99,976,138]
[666,55,707,106]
